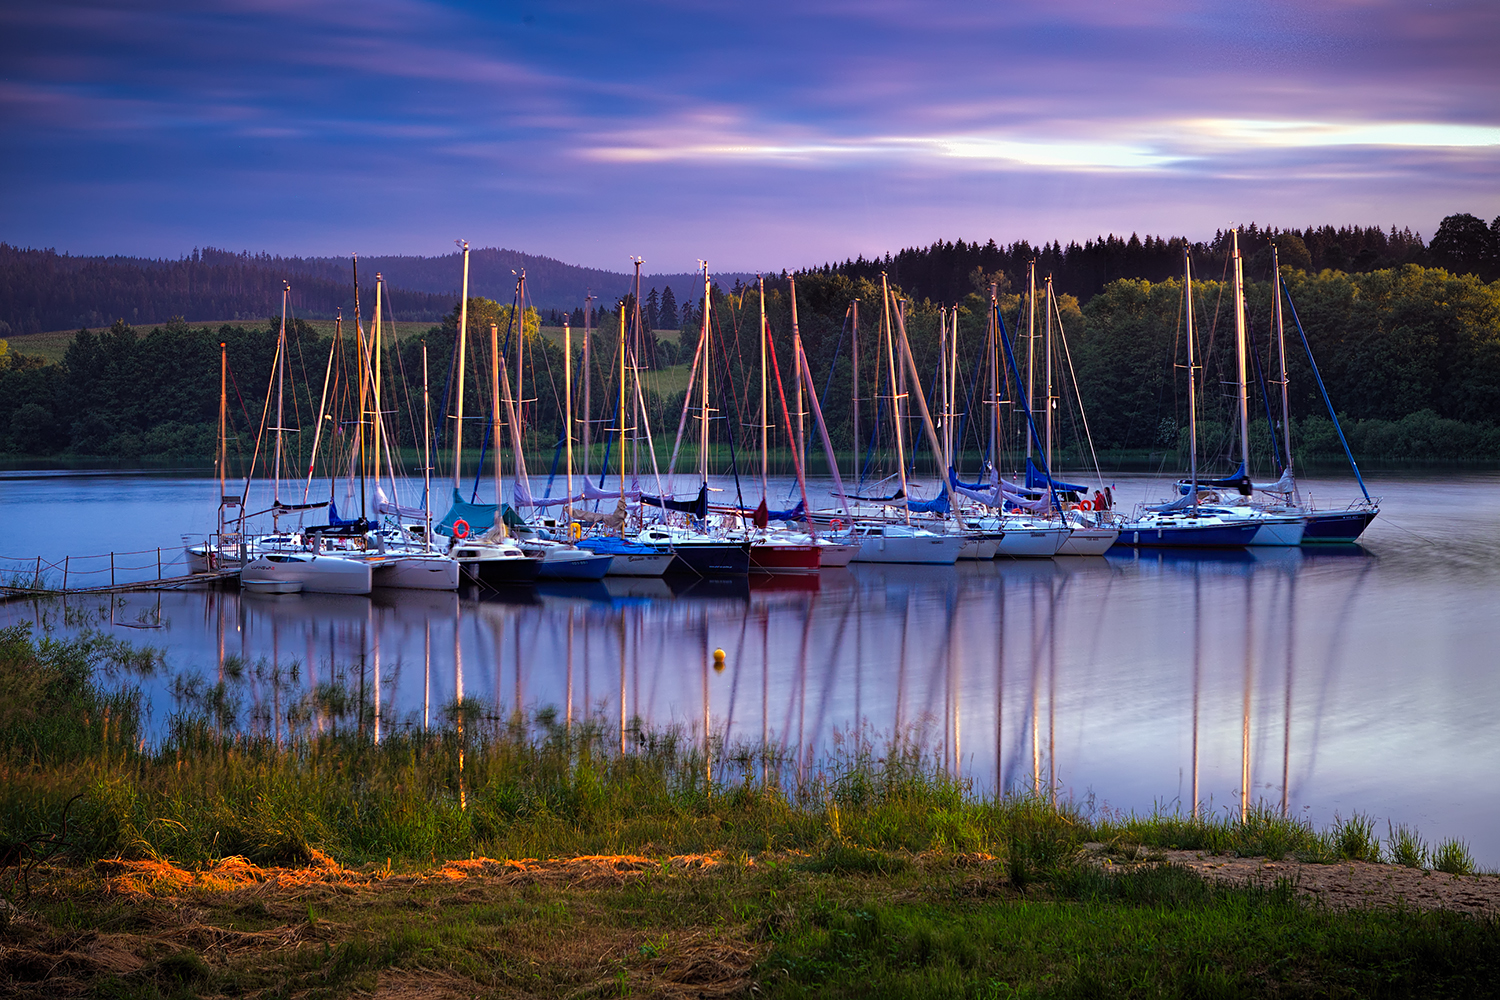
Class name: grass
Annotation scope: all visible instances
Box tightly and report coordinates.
[3,622,1499,997]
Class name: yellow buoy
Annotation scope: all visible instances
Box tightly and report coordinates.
[713,648,726,671]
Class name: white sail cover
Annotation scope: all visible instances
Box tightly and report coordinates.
[1253,468,1297,494]
[949,470,1050,512]
[375,485,428,520]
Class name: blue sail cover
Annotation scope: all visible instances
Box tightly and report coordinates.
[1025,458,1088,493]
[641,484,708,519]
[768,499,806,522]
[905,493,951,514]
[1178,462,1250,494]
[328,498,356,526]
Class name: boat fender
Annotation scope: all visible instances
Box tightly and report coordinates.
[454,519,470,539]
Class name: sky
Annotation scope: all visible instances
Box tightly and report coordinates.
[2,0,1498,274]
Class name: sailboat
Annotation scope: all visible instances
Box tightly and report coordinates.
[1025,265,1119,556]
[238,283,374,594]
[637,261,753,575]
[1180,232,1305,546]
[943,280,1069,558]
[1247,243,1379,542]
[1114,247,1261,549]
[433,242,542,585]
[848,275,964,565]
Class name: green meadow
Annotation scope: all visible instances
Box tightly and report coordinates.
[1,622,1497,998]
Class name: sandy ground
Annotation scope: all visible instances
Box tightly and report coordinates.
[1159,850,1500,916]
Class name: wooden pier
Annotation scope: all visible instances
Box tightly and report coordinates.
[0,547,239,601]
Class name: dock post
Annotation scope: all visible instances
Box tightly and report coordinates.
[63,556,68,592]
[111,553,116,588]
[34,557,40,589]
[157,548,162,581]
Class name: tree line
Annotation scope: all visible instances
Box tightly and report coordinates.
[4,236,1499,473]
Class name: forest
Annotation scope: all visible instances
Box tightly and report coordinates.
[3,243,1498,478]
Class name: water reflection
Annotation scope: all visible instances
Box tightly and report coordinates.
[2,539,1489,862]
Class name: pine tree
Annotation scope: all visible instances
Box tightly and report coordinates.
[646,288,660,331]
[658,286,677,330]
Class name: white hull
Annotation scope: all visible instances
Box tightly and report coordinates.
[995,526,1068,558]
[852,532,963,565]
[816,541,859,568]
[241,553,372,595]
[1247,520,1306,546]
[958,536,1001,560]
[1057,527,1120,556]
[605,552,678,576]
[373,555,461,590]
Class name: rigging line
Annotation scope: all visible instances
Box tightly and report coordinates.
[709,312,747,514]
[858,350,886,488]
[1281,281,1372,503]
[383,282,424,481]
[1246,319,1284,473]
[1051,290,1105,487]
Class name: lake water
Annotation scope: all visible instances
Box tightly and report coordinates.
[2,468,1498,865]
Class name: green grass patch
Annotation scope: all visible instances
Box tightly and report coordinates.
[4,623,1500,997]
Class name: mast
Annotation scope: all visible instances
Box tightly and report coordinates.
[352,256,366,518]
[947,307,959,467]
[988,282,999,471]
[422,340,432,542]
[1272,244,1296,489]
[631,258,644,485]
[218,340,227,534]
[453,240,470,491]
[790,274,806,479]
[1026,261,1036,460]
[1232,230,1252,476]
[759,275,768,497]
[699,261,711,485]
[1044,275,1054,469]
[273,282,288,530]
[617,297,627,498]
[491,320,503,515]
[583,291,593,481]
[1185,248,1199,508]
[850,299,859,485]
[564,317,574,522]
[880,273,909,523]
[371,274,384,502]
[516,273,527,487]
[939,307,949,467]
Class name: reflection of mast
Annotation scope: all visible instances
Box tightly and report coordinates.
[995,573,1005,798]
[423,618,431,732]
[1241,574,1254,821]
[761,608,769,788]
[371,603,381,744]
[618,612,627,753]
[1191,563,1202,817]
[455,602,466,811]
[566,607,575,732]
[1030,579,1041,793]
[1047,576,1057,804]
[1282,569,1297,816]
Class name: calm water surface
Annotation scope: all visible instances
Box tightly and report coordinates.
[2,469,1498,864]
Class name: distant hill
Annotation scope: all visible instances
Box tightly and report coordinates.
[0,243,758,336]
[275,248,758,311]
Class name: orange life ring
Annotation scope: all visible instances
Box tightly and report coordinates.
[831,518,844,530]
[453,519,470,539]
[1077,499,1093,512]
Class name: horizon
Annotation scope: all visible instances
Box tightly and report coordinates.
[2,2,1497,272]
